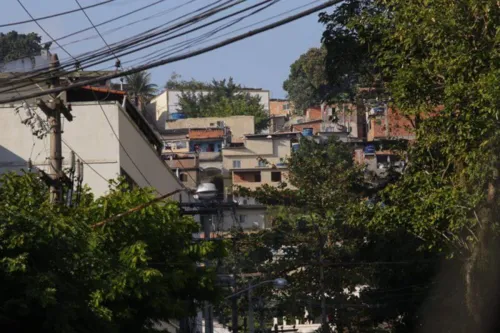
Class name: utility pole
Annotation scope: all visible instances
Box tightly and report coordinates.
[232,295,239,333]
[37,53,73,204]
[248,282,254,333]
[316,226,327,327]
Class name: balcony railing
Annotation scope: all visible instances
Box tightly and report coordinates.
[198,151,222,161]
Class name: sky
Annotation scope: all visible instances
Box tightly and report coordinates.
[0,0,329,98]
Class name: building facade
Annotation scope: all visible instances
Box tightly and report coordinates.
[147,89,270,129]
[165,115,255,142]
[0,87,190,200]
[270,99,293,116]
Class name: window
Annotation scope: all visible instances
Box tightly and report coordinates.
[258,159,267,167]
[179,173,188,182]
[283,103,290,110]
[234,171,261,183]
[255,172,262,182]
[233,160,241,168]
[239,215,247,224]
[271,171,282,182]
[175,141,187,149]
[207,143,215,152]
[243,199,248,205]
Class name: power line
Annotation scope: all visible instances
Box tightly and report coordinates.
[72,0,119,61]
[61,138,109,183]
[16,0,77,61]
[52,0,172,45]
[0,0,114,28]
[0,0,237,92]
[9,5,158,194]
[1,0,340,105]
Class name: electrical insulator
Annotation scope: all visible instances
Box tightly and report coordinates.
[27,159,32,171]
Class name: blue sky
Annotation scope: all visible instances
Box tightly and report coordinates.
[1,0,328,98]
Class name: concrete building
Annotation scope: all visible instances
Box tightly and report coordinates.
[147,89,270,129]
[0,86,190,200]
[366,105,415,141]
[270,98,293,116]
[220,132,299,231]
[222,132,298,177]
[1,49,51,72]
[165,115,255,142]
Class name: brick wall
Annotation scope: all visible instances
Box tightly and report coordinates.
[305,107,322,121]
[368,108,415,141]
[292,121,322,135]
[270,100,292,116]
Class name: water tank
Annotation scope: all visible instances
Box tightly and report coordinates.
[364,144,376,155]
[302,128,313,137]
[170,112,186,120]
[292,143,300,152]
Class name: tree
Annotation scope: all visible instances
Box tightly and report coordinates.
[165,72,209,90]
[177,77,269,133]
[283,47,329,114]
[0,172,225,333]
[125,71,158,110]
[0,31,51,64]
[227,138,440,332]
[321,0,500,330]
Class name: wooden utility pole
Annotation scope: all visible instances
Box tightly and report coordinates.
[37,54,73,204]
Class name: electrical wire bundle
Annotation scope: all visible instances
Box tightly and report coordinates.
[0,0,340,105]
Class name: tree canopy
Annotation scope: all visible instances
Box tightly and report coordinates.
[0,31,50,64]
[175,77,269,133]
[319,0,500,330]
[283,47,329,114]
[125,71,158,110]
[0,172,225,333]
[225,137,442,332]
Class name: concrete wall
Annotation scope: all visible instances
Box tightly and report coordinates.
[117,104,190,199]
[0,101,188,200]
[223,138,292,171]
[166,116,255,140]
[0,102,121,196]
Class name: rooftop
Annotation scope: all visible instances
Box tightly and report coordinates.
[244,131,300,139]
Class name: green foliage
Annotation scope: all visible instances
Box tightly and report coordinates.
[320,0,500,329]
[319,0,386,101]
[0,172,224,333]
[165,72,209,90]
[0,31,50,64]
[125,71,158,109]
[283,47,329,114]
[229,138,439,331]
[176,77,269,133]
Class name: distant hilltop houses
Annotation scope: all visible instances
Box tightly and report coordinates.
[146,88,271,129]
[0,51,410,231]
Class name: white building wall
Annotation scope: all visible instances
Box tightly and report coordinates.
[118,107,190,200]
[0,101,189,200]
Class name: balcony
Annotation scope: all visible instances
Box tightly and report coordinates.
[198,151,222,161]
